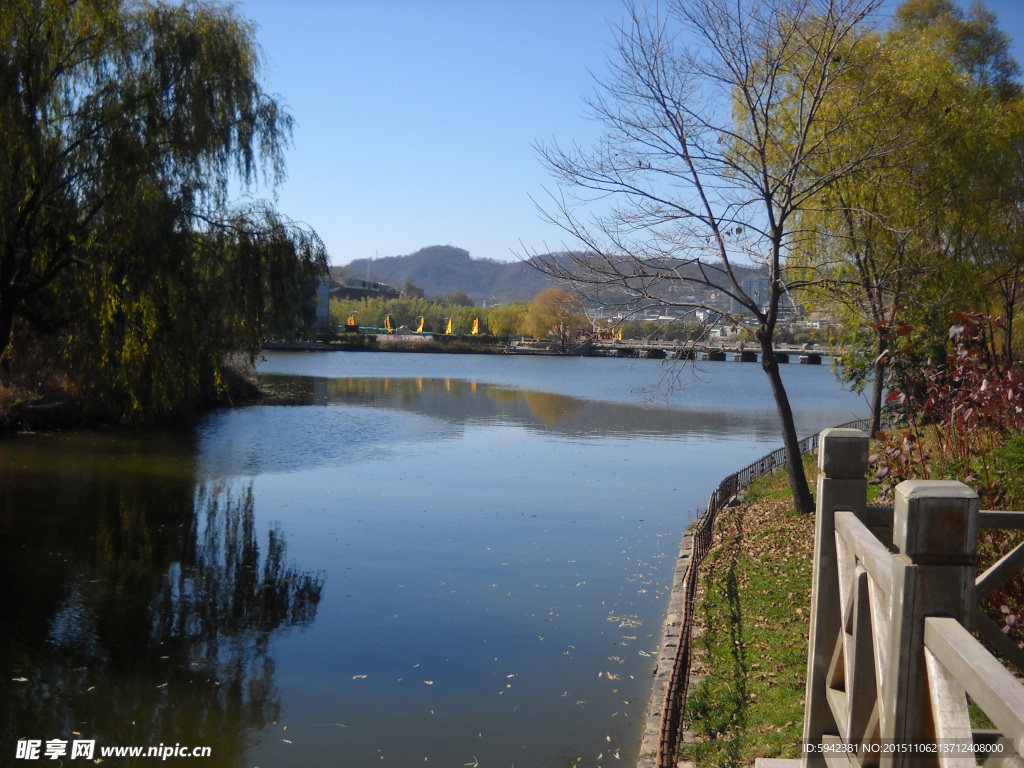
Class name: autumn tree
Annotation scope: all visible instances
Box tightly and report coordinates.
[0,0,326,419]
[891,0,1023,365]
[527,288,586,353]
[976,117,1024,362]
[531,0,894,512]
[487,301,529,344]
[794,0,1024,433]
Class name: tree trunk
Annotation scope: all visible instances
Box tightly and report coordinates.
[869,330,887,437]
[0,296,16,366]
[760,339,815,514]
[1001,272,1019,367]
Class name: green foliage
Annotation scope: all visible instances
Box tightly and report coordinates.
[685,430,1024,762]
[328,295,532,339]
[895,0,1021,101]
[402,280,425,299]
[0,0,326,421]
[615,319,707,343]
[435,289,475,308]
[330,295,436,332]
[487,301,529,343]
[791,0,1024,430]
[526,287,586,352]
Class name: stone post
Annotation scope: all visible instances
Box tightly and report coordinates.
[803,428,869,766]
[880,480,978,768]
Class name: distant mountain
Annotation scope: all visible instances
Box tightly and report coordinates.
[335,245,554,305]
[333,244,766,306]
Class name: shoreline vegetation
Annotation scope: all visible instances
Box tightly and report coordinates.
[0,333,831,435]
[0,337,545,435]
[680,427,1024,766]
[0,359,262,436]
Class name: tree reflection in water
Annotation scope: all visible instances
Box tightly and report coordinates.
[2,469,323,767]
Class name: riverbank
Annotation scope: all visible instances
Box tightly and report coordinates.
[0,360,261,435]
[678,470,814,766]
[264,336,832,361]
[263,335,517,354]
[637,455,815,768]
[0,336,832,433]
[661,428,1024,767]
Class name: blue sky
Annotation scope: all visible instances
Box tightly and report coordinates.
[234,0,1024,269]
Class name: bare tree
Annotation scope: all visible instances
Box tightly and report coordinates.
[530,0,893,513]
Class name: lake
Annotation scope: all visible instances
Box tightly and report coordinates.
[0,351,868,767]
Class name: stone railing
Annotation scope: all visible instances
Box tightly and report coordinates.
[804,428,1024,767]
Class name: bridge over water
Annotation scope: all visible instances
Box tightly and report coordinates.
[572,340,832,364]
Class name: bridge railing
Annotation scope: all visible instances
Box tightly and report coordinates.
[804,428,1024,767]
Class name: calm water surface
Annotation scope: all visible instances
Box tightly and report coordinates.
[1,352,867,767]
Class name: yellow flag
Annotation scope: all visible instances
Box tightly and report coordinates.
[416,316,425,333]
[385,315,392,333]
[346,314,356,326]
[617,328,623,341]
[446,317,452,335]
[471,318,479,335]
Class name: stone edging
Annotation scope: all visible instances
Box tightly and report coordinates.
[635,419,874,767]
[637,525,694,767]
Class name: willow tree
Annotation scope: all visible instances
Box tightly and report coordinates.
[528,287,586,353]
[532,0,895,513]
[0,0,326,419]
[976,113,1024,362]
[487,301,530,345]
[790,13,973,436]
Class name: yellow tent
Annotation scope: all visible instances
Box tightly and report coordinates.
[416,316,425,333]
[385,315,393,333]
[471,318,479,335]
[445,317,453,335]
[346,314,356,326]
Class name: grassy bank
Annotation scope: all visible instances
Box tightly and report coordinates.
[680,433,1024,767]
[680,455,816,766]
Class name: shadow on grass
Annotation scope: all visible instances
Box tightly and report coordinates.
[684,506,750,768]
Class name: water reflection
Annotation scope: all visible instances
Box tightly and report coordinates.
[2,359,868,767]
[0,434,322,767]
[262,373,780,438]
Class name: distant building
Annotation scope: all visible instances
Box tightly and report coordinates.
[695,308,721,325]
[330,277,402,301]
[731,276,797,318]
[731,276,770,315]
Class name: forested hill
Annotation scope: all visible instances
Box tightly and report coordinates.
[336,246,555,304]
[335,245,768,306]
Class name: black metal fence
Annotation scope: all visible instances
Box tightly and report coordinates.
[656,418,873,767]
